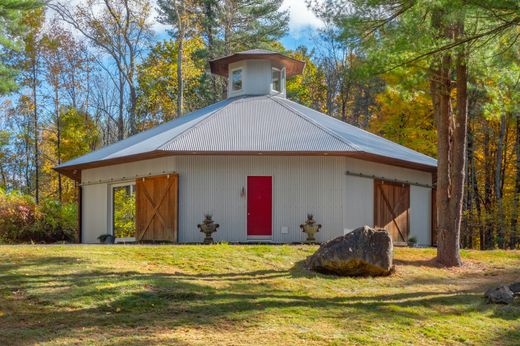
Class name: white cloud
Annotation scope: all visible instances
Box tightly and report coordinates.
[150,1,170,34]
[281,0,324,38]
[49,0,323,39]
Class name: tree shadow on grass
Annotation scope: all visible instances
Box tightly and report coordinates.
[394,257,442,268]
[0,256,87,272]
[1,254,519,345]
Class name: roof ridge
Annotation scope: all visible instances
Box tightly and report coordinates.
[157,96,243,150]
[269,96,361,151]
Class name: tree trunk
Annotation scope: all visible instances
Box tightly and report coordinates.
[128,84,137,134]
[464,124,473,248]
[223,0,232,55]
[203,0,218,102]
[177,16,184,117]
[24,125,31,192]
[341,97,347,122]
[117,71,125,141]
[434,53,451,257]
[495,113,507,248]
[55,87,62,203]
[435,52,457,266]
[0,164,7,188]
[511,114,520,248]
[436,46,467,267]
[483,120,493,248]
[468,123,483,249]
[32,63,39,204]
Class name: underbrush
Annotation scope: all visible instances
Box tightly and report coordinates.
[0,189,77,243]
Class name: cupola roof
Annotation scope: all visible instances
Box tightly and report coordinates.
[209,49,305,77]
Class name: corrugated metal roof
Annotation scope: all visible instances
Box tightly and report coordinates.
[56,97,234,169]
[160,96,355,152]
[56,94,437,171]
[275,97,437,168]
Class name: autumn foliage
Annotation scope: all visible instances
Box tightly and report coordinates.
[0,189,77,243]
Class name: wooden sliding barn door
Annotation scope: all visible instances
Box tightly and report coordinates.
[136,174,178,242]
[374,179,410,243]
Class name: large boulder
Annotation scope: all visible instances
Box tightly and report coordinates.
[509,282,520,295]
[485,285,514,304]
[306,226,393,276]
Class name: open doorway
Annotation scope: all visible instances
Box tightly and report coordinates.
[111,183,136,242]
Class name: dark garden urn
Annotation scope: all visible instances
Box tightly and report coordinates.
[197,214,220,244]
[300,214,322,243]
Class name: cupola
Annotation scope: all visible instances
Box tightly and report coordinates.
[209,49,305,99]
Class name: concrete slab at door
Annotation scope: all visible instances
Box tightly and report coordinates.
[247,176,272,237]
[136,174,178,242]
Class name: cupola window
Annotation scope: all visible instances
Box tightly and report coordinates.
[231,69,242,91]
[272,68,281,92]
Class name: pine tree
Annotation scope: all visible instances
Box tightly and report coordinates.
[0,0,41,94]
[320,0,519,265]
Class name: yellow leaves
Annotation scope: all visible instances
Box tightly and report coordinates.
[370,82,437,157]
[286,50,327,112]
[137,36,207,126]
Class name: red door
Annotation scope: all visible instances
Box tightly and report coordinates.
[247,176,272,237]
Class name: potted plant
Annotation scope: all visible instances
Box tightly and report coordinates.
[407,236,418,247]
[300,214,322,243]
[197,214,219,244]
[98,234,116,244]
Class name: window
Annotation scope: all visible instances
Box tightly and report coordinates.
[231,69,242,91]
[272,68,281,92]
[112,183,136,239]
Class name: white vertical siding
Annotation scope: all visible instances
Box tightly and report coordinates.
[343,157,432,246]
[226,60,284,98]
[174,156,345,243]
[343,175,373,235]
[81,183,108,243]
[410,186,432,245]
[81,155,433,245]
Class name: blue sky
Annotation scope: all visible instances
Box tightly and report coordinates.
[281,27,321,51]
[278,0,323,50]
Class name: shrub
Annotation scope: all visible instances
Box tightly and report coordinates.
[0,189,37,243]
[35,198,78,243]
[0,189,78,244]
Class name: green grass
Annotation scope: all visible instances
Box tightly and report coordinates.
[0,245,519,345]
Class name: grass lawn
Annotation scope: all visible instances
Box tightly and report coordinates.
[0,245,519,345]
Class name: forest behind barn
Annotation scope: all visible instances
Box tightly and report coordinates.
[0,0,519,254]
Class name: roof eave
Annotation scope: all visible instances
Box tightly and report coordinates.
[54,150,436,183]
[209,53,305,77]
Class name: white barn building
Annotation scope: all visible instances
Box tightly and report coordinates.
[55,49,437,246]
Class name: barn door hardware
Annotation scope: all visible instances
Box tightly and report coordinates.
[80,171,178,186]
[345,171,433,188]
